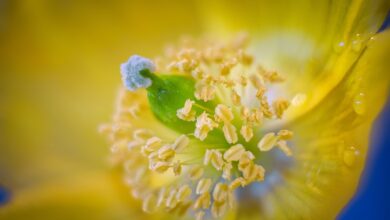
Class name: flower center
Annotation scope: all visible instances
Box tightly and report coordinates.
[100,33,305,219]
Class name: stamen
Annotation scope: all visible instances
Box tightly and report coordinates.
[196,178,212,194]
[257,132,278,152]
[177,99,196,121]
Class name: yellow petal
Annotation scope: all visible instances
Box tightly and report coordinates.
[241,30,389,219]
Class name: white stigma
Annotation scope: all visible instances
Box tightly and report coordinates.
[120,55,155,91]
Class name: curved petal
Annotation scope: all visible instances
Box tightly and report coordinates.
[198,0,389,120]
[245,30,390,219]
[0,172,173,220]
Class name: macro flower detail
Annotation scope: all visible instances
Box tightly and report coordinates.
[120,55,155,91]
[101,35,304,219]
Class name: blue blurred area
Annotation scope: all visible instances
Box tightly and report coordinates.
[338,98,390,220]
[0,186,11,206]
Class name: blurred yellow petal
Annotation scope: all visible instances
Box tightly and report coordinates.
[0,171,170,220]
[200,0,389,120]
[251,30,390,219]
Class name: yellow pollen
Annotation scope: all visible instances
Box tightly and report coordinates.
[195,83,216,102]
[194,192,211,210]
[257,132,278,151]
[189,165,204,180]
[176,185,192,202]
[194,112,218,141]
[214,104,234,123]
[273,99,290,119]
[223,144,246,162]
[172,134,190,152]
[196,178,213,194]
[229,177,247,190]
[142,136,162,155]
[195,211,205,220]
[231,89,241,106]
[177,99,196,121]
[240,124,254,142]
[213,183,229,202]
[222,123,238,144]
[277,129,294,140]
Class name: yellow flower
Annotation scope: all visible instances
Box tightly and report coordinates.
[100,8,390,219]
[1,1,389,220]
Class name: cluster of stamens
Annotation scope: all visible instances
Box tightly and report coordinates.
[100,33,303,219]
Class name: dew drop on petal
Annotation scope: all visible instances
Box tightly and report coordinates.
[353,92,366,115]
[334,41,346,53]
[343,146,360,167]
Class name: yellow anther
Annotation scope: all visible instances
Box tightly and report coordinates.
[259,95,273,118]
[222,162,233,180]
[189,165,204,180]
[242,163,265,182]
[220,63,231,76]
[142,194,157,213]
[152,161,171,173]
[255,86,267,98]
[277,140,292,157]
[176,185,192,202]
[204,149,225,170]
[273,99,290,119]
[277,129,293,140]
[258,132,278,151]
[215,104,234,123]
[172,134,190,152]
[142,136,162,155]
[166,189,179,208]
[213,183,229,202]
[222,123,238,144]
[211,200,228,218]
[249,74,264,89]
[173,161,182,176]
[240,124,254,142]
[231,90,241,106]
[194,193,211,210]
[195,112,218,141]
[229,177,247,190]
[239,75,248,87]
[133,129,153,141]
[157,187,168,207]
[238,152,254,171]
[249,108,263,124]
[223,144,246,162]
[195,211,205,220]
[261,70,285,83]
[191,67,204,79]
[238,49,253,65]
[241,106,251,121]
[177,99,196,121]
[222,79,235,88]
[195,83,216,102]
[196,178,212,194]
[158,144,175,161]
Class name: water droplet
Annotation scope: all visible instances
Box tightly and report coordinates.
[351,39,362,52]
[353,92,366,115]
[333,41,346,53]
[367,35,376,47]
[343,146,359,167]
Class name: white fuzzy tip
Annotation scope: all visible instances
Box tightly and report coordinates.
[120,55,155,91]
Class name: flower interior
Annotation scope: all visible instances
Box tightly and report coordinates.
[99,34,361,219]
